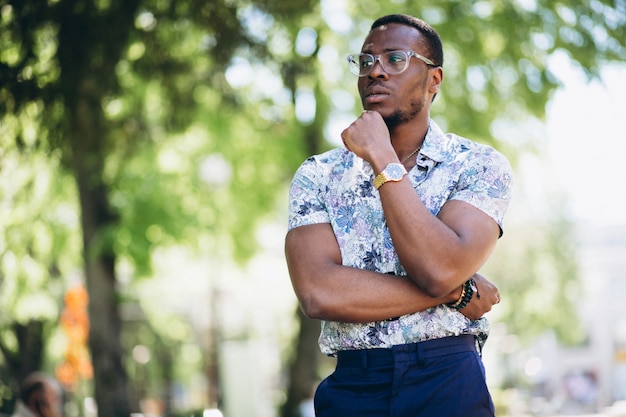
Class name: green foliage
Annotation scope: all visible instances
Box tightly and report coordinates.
[1,0,314,410]
[0,109,78,410]
[0,117,79,324]
[484,214,585,346]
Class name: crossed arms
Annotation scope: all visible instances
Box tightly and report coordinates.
[285,200,502,324]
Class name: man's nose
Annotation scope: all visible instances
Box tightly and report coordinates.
[368,56,389,78]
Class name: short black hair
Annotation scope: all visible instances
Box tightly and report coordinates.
[370,14,443,67]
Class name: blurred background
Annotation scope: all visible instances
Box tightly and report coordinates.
[1,0,625,416]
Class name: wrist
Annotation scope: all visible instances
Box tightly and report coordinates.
[447,279,475,310]
[370,149,400,175]
[448,285,463,304]
[373,163,407,189]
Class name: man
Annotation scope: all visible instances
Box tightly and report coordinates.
[285,14,513,417]
[11,373,64,417]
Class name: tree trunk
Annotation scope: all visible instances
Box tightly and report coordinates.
[280,308,324,417]
[68,80,134,416]
[55,2,141,414]
[72,147,134,416]
[0,320,45,405]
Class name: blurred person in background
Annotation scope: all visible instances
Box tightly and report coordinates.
[285,13,512,417]
[11,373,63,417]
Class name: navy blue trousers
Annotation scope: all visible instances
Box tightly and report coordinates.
[314,335,495,417]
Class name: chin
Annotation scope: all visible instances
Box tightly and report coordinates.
[383,111,405,128]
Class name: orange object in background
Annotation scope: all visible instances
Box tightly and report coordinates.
[56,284,93,390]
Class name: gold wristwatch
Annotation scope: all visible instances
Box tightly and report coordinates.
[373,163,407,190]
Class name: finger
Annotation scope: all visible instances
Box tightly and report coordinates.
[361,109,377,119]
[340,128,349,144]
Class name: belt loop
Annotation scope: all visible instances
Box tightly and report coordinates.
[361,351,368,368]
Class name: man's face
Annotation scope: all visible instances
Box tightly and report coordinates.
[358,23,437,128]
[27,383,63,417]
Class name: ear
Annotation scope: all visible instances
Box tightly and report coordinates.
[428,67,443,95]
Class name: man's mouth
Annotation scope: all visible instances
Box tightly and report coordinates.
[364,88,390,104]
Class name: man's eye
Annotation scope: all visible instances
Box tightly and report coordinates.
[387,53,406,64]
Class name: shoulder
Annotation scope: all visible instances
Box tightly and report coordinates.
[449,134,513,195]
[302,147,352,167]
[423,121,509,170]
[453,134,511,170]
[294,148,355,180]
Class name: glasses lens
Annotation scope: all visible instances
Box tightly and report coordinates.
[347,54,374,76]
[347,51,414,76]
[383,51,409,74]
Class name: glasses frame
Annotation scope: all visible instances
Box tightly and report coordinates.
[347,50,437,77]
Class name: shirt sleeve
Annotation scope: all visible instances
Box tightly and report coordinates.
[287,157,331,231]
[449,146,513,236]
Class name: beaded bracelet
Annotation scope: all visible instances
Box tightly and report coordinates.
[447,278,476,310]
[447,284,466,309]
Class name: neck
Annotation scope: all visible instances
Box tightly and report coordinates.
[389,119,429,163]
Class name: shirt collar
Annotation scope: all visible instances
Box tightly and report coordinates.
[419,119,451,163]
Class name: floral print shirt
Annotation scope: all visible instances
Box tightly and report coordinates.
[287,120,513,356]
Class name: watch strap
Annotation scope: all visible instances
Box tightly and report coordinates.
[373,163,407,190]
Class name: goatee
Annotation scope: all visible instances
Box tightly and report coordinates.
[383,98,425,129]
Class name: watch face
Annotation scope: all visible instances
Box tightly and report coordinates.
[373,163,407,189]
[387,164,405,180]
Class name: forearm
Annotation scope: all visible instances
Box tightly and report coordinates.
[286,225,460,322]
[381,186,470,292]
[293,266,459,323]
[378,182,499,297]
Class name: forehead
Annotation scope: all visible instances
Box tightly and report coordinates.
[361,23,422,52]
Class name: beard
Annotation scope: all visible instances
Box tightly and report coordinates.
[382,95,427,129]
[381,76,429,129]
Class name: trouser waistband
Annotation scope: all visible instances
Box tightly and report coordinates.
[336,335,477,368]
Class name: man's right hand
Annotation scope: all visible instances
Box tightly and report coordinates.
[457,273,501,320]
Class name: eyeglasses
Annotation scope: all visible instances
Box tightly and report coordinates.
[347,50,436,77]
